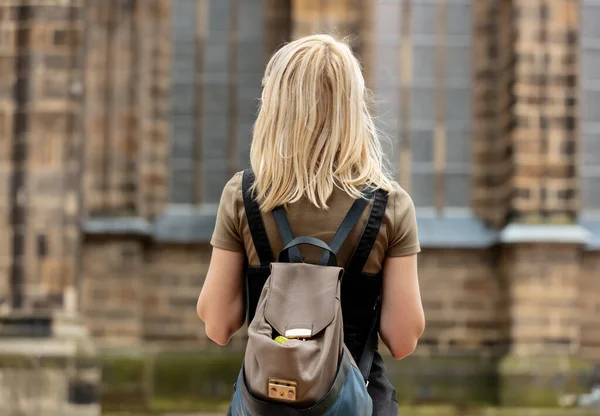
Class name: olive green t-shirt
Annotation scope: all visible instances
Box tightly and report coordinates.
[210,172,420,274]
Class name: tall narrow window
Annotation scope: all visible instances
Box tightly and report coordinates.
[169,0,275,208]
[372,0,473,214]
[581,0,600,218]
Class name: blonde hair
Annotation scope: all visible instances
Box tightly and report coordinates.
[250,34,392,211]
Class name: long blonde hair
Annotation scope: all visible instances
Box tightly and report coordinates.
[250,34,392,211]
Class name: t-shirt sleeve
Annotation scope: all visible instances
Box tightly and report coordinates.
[387,183,421,257]
[210,172,245,252]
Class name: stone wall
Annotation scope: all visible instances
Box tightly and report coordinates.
[80,239,600,359]
[581,251,600,359]
[0,314,101,416]
[80,240,595,408]
[417,249,506,354]
[510,0,579,223]
[0,0,85,311]
[80,239,248,349]
[81,244,508,353]
[501,243,581,356]
[0,0,18,309]
[472,0,515,227]
[84,0,171,218]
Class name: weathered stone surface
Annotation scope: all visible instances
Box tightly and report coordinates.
[84,1,171,218]
[0,313,100,415]
[498,355,592,407]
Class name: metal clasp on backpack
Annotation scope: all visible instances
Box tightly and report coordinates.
[268,378,298,402]
[284,328,312,339]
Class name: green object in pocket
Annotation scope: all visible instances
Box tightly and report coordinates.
[274,336,289,345]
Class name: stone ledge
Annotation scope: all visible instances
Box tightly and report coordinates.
[83,209,500,248]
[579,220,600,251]
[416,214,498,248]
[154,204,218,243]
[81,209,600,250]
[0,338,77,356]
[82,217,152,237]
[499,224,591,245]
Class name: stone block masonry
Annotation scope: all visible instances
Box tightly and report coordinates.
[80,243,509,355]
[84,0,171,218]
[472,0,515,227]
[417,249,506,354]
[581,252,600,359]
[510,0,579,223]
[79,238,595,408]
[501,243,581,356]
[80,239,216,348]
[0,1,18,310]
[80,239,144,346]
[0,312,101,416]
[0,0,85,311]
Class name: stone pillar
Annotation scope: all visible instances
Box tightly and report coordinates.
[0,0,19,310]
[2,0,84,311]
[265,0,292,64]
[84,0,171,218]
[496,0,589,406]
[291,0,368,56]
[136,0,172,218]
[498,238,588,406]
[510,0,579,224]
[472,0,515,227]
[0,3,100,413]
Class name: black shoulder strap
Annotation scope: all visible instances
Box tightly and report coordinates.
[346,188,389,382]
[272,207,302,263]
[358,300,381,382]
[317,190,374,265]
[242,169,274,267]
[346,189,389,273]
[273,189,375,266]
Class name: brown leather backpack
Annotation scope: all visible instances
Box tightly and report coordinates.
[228,169,378,415]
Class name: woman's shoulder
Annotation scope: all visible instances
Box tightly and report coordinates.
[226,170,244,189]
[387,180,408,196]
[216,171,245,215]
[386,180,415,211]
[383,180,418,236]
[220,171,245,200]
[383,180,420,257]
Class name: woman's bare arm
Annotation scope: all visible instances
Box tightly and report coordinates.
[379,254,425,359]
[197,248,246,345]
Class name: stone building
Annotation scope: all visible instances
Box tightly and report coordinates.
[0,0,599,408]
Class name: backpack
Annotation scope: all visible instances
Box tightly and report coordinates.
[227,169,382,416]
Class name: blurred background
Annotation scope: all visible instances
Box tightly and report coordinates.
[0,0,599,415]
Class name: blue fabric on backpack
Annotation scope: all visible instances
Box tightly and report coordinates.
[227,350,372,416]
[322,365,373,416]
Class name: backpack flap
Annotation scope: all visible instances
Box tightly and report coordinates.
[265,262,343,339]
